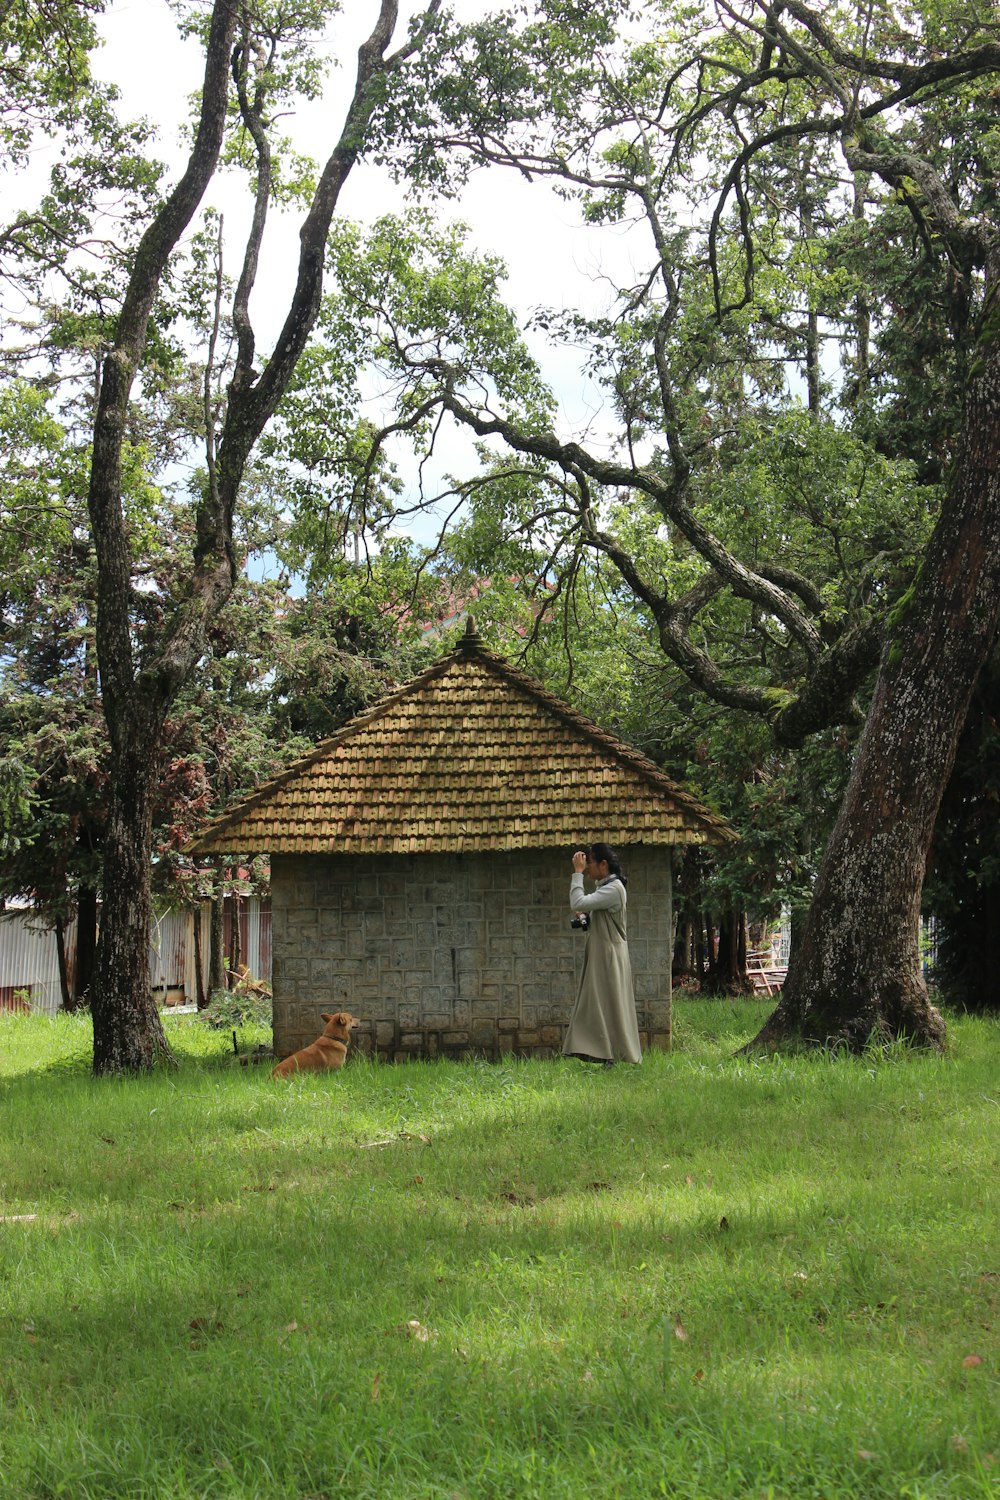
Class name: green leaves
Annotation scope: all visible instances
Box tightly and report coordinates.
[371,0,627,191]
[0,382,76,591]
[326,211,549,411]
[0,0,106,164]
[0,750,34,858]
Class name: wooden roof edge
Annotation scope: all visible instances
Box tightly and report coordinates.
[461,641,738,844]
[188,826,725,856]
[187,623,738,854]
[185,650,462,855]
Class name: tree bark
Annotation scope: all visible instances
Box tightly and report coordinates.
[749,259,1000,1050]
[925,644,1000,1012]
[86,0,238,1074]
[74,880,97,1005]
[84,0,411,1073]
[672,918,693,983]
[192,901,207,1009]
[712,908,747,992]
[92,732,169,1071]
[209,879,226,996]
[229,890,242,978]
[54,915,71,1012]
[698,909,713,989]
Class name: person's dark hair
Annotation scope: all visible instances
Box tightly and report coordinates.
[586,842,627,886]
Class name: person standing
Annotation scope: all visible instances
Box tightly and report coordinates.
[562,843,642,1066]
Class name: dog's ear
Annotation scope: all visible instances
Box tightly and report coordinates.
[335,1011,350,1025]
[321,1013,333,1024]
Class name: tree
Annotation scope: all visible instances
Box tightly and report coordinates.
[10,0,1000,1058]
[344,0,1000,1048]
[0,378,104,1003]
[921,642,1000,1014]
[3,1,500,1057]
[52,0,451,1072]
[439,484,850,994]
[1,0,163,319]
[0,392,442,1008]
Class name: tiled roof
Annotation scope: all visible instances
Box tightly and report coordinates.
[188,623,736,855]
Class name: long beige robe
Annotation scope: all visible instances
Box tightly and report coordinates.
[562,873,642,1064]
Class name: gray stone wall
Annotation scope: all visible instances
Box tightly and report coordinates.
[270,848,672,1062]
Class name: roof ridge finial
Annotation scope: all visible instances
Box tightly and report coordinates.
[458,614,483,650]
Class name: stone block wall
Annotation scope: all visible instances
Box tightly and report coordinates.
[270,847,673,1062]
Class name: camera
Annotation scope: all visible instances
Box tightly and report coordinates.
[570,914,589,930]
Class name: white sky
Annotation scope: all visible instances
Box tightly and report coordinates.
[100,1,641,528]
[94,0,640,331]
[5,0,645,550]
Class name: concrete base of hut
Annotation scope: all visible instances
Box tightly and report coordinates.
[270,849,673,1063]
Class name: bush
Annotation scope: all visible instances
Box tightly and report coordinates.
[198,985,272,1032]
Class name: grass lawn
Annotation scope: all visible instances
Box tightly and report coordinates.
[1,1001,997,1500]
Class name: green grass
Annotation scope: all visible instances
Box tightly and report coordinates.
[1,1001,998,1499]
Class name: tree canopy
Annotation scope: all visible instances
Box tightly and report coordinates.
[352,0,1000,1044]
[4,0,1000,1062]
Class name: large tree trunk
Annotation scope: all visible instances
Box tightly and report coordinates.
[712,908,747,992]
[193,901,207,1010]
[83,0,406,1074]
[54,916,72,1012]
[85,0,238,1075]
[209,876,227,995]
[74,880,98,1005]
[91,735,169,1071]
[925,643,1000,1012]
[751,274,1000,1051]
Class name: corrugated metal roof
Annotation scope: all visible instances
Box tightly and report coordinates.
[189,625,736,855]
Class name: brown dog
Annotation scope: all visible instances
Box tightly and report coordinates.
[271,1011,360,1079]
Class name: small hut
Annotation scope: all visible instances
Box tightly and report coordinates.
[189,622,735,1061]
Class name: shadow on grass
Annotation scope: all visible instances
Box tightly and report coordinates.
[4,1015,998,1497]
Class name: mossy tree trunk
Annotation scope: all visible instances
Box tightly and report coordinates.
[85,0,413,1073]
[92,725,170,1070]
[209,879,226,995]
[750,258,1000,1050]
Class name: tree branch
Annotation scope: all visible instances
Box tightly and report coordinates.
[427,383,825,660]
[87,0,238,737]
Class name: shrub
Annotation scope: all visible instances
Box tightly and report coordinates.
[198,985,272,1032]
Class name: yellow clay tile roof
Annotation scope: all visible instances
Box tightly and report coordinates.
[188,625,736,855]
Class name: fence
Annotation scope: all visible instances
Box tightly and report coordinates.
[0,899,272,1016]
[0,910,70,1015]
[757,915,935,975]
[920,915,939,977]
